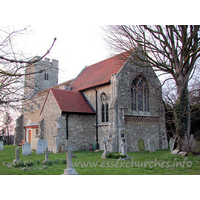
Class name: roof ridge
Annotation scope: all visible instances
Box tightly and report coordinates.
[51,88,79,93]
[85,52,126,68]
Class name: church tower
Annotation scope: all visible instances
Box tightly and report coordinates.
[24,56,59,98]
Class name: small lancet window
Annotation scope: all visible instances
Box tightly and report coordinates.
[44,73,49,80]
[101,93,109,122]
[131,75,149,112]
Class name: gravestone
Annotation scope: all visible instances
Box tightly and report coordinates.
[13,147,21,162]
[178,151,187,157]
[101,137,109,159]
[43,148,50,161]
[120,141,126,155]
[169,138,175,152]
[0,141,4,151]
[189,134,196,152]
[63,146,76,158]
[62,140,79,175]
[22,142,31,156]
[103,137,107,151]
[138,138,145,153]
[171,149,180,155]
[36,140,48,154]
[148,138,156,153]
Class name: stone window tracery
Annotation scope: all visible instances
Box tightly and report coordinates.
[131,75,149,111]
[101,93,109,122]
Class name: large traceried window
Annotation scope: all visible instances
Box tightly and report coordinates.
[131,75,149,112]
[101,93,109,122]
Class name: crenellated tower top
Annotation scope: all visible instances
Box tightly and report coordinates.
[24,56,59,99]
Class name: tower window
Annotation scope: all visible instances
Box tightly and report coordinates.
[44,73,49,80]
[131,75,149,111]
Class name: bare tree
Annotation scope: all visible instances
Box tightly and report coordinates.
[0,26,56,112]
[104,25,200,151]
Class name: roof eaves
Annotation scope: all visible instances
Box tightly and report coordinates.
[70,65,87,87]
[50,88,63,112]
[116,55,130,78]
[77,81,111,92]
[39,89,51,115]
[80,92,96,114]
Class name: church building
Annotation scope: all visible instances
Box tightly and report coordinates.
[14,53,168,153]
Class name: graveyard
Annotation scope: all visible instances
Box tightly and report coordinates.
[1,144,200,175]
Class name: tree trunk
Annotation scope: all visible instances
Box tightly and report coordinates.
[174,81,190,150]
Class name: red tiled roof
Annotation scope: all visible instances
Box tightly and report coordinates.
[70,53,128,91]
[35,79,74,97]
[50,88,95,114]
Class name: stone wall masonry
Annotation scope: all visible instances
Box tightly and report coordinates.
[83,84,118,152]
[56,115,67,153]
[68,114,96,151]
[24,56,58,98]
[116,61,167,151]
[125,123,160,152]
[117,62,161,115]
[41,90,61,152]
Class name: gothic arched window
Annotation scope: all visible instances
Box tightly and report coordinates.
[131,75,149,112]
[101,93,109,122]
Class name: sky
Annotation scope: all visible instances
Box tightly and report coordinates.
[1,1,196,84]
[13,24,111,83]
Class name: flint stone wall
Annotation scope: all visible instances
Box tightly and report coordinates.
[116,61,168,151]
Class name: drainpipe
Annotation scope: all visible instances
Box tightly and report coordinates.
[94,88,98,143]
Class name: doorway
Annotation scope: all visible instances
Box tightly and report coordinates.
[26,129,32,144]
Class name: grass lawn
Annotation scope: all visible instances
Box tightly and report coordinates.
[0,145,200,175]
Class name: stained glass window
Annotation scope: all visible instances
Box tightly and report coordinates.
[102,103,105,122]
[101,93,109,122]
[131,75,149,111]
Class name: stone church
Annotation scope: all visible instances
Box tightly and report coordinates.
[14,53,168,153]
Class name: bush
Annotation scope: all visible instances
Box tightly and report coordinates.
[46,160,53,166]
[12,160,34,167]
[24,160,34,167]
[12,160,25,167]
[35,160,40,165]
[42,160,53,166]
[54,159,60,164]
[106,152,127,159]
[62,159,66,164]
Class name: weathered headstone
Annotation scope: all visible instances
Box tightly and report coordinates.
[43,148,50,161]
[103,137,107,151]
[63,146,76,158]
[36,140,48,154]
[62,140,79,175]
[148,138,156,152]
[138,138,145,153]
[169,138,175,152]
[171,149,180,155]
[101,137,109,159]
[189,134,196,152]
[178,151,187,157]
[22,142,31,156]
[120,140,126,155]
[13,147,21,162]
[0,141,4,151]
